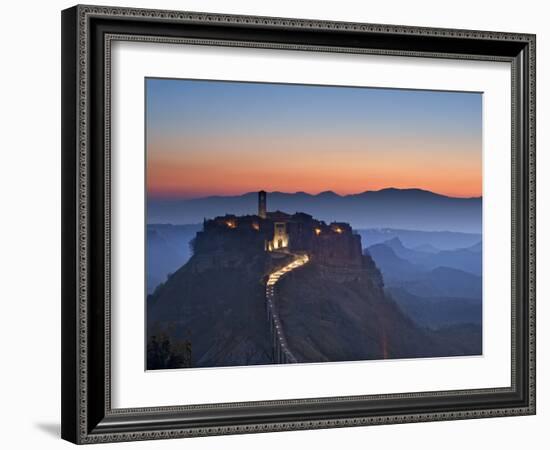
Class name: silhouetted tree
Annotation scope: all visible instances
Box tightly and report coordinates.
[147,333,192,369]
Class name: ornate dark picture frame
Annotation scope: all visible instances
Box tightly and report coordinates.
[61,4,536,444]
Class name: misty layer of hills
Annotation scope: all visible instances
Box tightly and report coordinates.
[366,236,482,330]
[147,224,200,293]
[148,188,481,233]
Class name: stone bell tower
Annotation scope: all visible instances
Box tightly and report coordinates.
[258,190,267,219]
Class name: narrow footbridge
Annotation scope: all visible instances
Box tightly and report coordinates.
[265,253,309,364]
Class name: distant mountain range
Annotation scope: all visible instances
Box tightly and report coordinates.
[148,188,482,233]
[370,236,482,276]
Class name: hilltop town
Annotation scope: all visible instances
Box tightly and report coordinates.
[193,191,364,270]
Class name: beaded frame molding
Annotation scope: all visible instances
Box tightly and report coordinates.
[61,4,536,444]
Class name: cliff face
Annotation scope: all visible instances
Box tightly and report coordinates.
[275,255,456,363]
[147,246,279,369]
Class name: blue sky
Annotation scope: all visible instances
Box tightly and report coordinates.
[146,78,482,198]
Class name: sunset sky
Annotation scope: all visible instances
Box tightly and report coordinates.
[146,78,482,199]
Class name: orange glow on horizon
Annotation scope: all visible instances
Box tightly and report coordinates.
[146,134,482,199]
[146,80,482,201]
[147,161,482,198]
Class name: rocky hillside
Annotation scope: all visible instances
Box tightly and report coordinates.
[147,237,480,369]
[147,245,298,369]
[275,257,468,362]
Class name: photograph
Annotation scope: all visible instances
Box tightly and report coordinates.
[145,78,484,370]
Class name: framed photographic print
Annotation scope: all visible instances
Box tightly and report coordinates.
[61,5,536,444]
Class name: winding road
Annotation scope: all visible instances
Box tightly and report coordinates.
[265,253,310,364]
